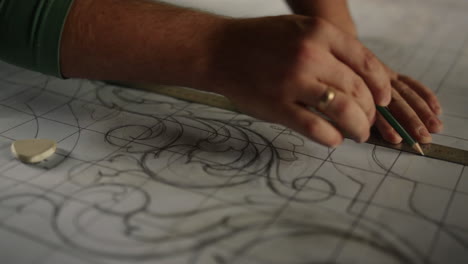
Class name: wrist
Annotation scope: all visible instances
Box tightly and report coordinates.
[286,0,357,37]
[135,10,229,91]
[194,17,242,95]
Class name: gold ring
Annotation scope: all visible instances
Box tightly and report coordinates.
[317,88,336,111]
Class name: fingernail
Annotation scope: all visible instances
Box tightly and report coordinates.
[355,132,370,143]
[382,89,392,106]
[427,117,441,130]
[377,97,391,107]
[433,104,442,115]
[418,126,431,139]
[330,137,343,148]
[392,133,403,143]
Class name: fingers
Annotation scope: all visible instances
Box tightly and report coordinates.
[323,23,392,106]
[299,87,371,143]
[374,113,403,144]
[398,75,442,115]
[392,79,443,133]
[388,89,432,144]
[282,104,343,147]
[313,52,376,123]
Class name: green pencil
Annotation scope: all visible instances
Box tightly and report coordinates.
[376,106,425,155]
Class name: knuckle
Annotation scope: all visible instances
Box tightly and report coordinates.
[351,89,360,99]
[295,41,322,63]
[350,78,367,97]
[398,86,413,98]
[361,47,379,73]
[309,17,330,31]
[333,98,353,114]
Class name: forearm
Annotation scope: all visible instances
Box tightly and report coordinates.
[286,0,357,36]
[61,0,225,89]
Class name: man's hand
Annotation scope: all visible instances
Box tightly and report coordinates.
[375,70,443,144]
[206,16,392,147]
[61,0,393,147]
[286,0,444,145]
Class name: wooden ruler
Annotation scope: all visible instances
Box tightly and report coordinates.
[120,82,468,166]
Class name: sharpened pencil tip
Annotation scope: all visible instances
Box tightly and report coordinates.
[413,143,425,156]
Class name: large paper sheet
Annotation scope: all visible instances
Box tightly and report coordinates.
[0,0,467,263]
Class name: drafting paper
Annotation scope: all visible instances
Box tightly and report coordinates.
[0,0,467,263]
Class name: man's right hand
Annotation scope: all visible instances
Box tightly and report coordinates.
[205,16,392,147]
[61,1,392,147]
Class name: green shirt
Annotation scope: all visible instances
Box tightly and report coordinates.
[0,0,75,77]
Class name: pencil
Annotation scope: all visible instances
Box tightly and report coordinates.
[376,106,425,155]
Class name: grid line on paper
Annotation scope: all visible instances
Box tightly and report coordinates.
[426,166,466,261]
[1,1,468,263]
[328,151,403,262]
[434,30,468,94]
[0,222,107,264]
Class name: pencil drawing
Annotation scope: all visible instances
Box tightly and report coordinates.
[1,0,468,263]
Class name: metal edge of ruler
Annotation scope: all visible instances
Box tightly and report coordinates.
[121,82,237,112]
[118,82,468,166]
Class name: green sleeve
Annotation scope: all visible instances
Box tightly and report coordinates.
[0,0,75,78]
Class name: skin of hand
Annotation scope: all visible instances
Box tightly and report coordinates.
[287,0,357,36]
[286,0,443,144]
[61,0,393,147]
[375,69,443,144]
[205,16,394,147]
